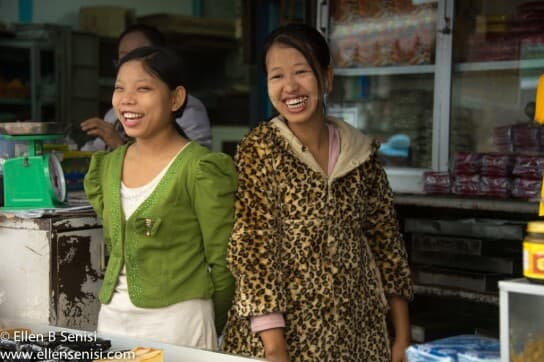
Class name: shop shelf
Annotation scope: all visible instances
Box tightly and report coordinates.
[334,64,435,77]
[414,284,499,305]
[0,99,31,106]
[455,59,544,72]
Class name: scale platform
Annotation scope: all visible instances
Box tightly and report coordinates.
[0,122,68,210]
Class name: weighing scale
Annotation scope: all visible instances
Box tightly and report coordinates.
[0,122,67,210]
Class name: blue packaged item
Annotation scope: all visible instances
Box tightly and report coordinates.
[379,134,411,158]
[405,335,500,362]
[458,351,500,362]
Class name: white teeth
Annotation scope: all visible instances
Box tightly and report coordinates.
[123,112,143,119]
[285,97,308,108]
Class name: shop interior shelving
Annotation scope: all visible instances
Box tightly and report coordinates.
[414,284,499,305]
[0,38,57,122]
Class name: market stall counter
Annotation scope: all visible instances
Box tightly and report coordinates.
[0,212,103,331]
[0,319,262,361]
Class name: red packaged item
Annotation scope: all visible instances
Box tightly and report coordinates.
[453,174,480,196]
[511,123,540,148]
[514,145,541,154]
[512,155,544,179]
[538,128,544,153]
[492,125,512,146]
[329,2,436,68]
[331,38,357,67]
[496,143,514,153]
[512,178,542,200]
[480,176,513,199]
[454,152,482,176]
[423,171,451,194]
[465,33,519,62]
[480,153,514,177]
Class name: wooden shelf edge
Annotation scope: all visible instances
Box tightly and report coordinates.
[394,194,538,214]
[413,284,499,305]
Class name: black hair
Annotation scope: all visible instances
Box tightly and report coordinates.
[262,23,331,95]
[116,46,188,137]
[117,24,166,51]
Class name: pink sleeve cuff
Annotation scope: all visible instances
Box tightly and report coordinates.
[250,312,286,333]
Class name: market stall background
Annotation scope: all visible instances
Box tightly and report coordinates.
[1,1,544,361]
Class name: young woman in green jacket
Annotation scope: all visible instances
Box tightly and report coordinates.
[84,46,235,349]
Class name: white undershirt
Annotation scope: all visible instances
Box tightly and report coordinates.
[120,154,173,218]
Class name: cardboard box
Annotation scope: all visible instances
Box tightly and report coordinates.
[79,6,135,38]
[137,14,235,39]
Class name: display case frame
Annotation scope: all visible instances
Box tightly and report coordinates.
[499,278,544,361]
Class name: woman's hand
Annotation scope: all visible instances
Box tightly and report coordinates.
[81,117,124,149]
[259,328,290,362]
[391,336,410,362]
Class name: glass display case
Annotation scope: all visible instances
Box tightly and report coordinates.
[499,278,544,362]
[317,0,544,195]
[452,1,544,153]
[450,0,544,200]
[318,0,443,193]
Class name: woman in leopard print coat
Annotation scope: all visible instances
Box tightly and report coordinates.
[222,24,413,362]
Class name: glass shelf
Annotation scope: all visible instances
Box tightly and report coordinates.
[455,59,544,72]
[0,39,53,50]
[334,64,435,77]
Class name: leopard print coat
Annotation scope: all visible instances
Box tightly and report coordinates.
[221,117,412,362]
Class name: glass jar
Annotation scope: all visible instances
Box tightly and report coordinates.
[524,221,544,284]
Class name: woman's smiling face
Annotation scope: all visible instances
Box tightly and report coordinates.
[112,60,177,140]
[266,43,325,125]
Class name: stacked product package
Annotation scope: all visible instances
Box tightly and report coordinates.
[511,155,544,199]
[462,2,544,63]
[479,153,514,199]
[423,123,544,199]
[452,152,483,197]
[422,171,451,194]
[329,0,436,68]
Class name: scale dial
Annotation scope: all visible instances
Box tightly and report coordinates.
[47,152,66,203]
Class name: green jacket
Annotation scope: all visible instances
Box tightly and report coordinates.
[84,142,236,332]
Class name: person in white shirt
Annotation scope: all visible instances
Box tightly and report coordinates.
[81,24,212,151]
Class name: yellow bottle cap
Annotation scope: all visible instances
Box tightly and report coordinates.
[527,221,544,233]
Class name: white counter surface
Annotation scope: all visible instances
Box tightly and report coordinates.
[0,319,262,361]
